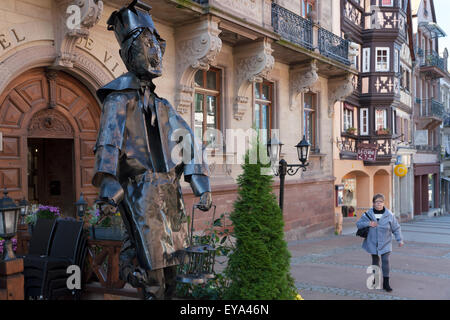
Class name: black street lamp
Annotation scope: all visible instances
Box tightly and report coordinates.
[18,198,30,225]
[75,193,88,221]
[0,189,22,261]
[267,135,310,212]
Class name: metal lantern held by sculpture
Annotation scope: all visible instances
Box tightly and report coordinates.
[176,204,217,284]
[0,188,22,261]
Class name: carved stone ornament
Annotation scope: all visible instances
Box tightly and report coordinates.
[328,74,354,118]
[234,38,275,120]
[28,109,74,138]
[175,17,222,114]
[53,0,104,68]
[290,60,319,111]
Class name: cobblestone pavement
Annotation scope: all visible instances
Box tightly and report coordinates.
[289,215,450,300]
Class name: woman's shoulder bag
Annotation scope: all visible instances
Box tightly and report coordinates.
[356,212,373,238]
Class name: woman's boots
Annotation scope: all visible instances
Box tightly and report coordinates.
[383,277,393,292]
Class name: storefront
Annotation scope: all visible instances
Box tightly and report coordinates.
[414,163,441,216]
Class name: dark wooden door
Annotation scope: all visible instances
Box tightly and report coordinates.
[0,68,100,206]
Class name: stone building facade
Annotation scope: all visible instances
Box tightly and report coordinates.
[411,0,447,216]
[0,0,354,239]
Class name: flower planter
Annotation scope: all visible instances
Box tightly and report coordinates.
[89,226,125,241]
[377,129,390,135]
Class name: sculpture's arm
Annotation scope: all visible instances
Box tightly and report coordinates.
[92,92,128,207]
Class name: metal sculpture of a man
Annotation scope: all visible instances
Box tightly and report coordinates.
[92,0,212,299]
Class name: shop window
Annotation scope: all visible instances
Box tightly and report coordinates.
[254,81,273,144]
[428,174,435,208]
[304,92,318,152]
[194,68,221,148]
[342,178,357,217]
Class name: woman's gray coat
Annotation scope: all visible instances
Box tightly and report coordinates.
[356,208,403,255]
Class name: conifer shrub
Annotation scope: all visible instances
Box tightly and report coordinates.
[223,137,297,300]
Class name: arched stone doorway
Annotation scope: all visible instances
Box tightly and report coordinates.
[0,67,100,216]
[374,169,391,209]
[341,170,370,217]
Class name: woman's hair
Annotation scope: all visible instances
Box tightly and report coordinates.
[373,194,385,203]
[348,206,355,213]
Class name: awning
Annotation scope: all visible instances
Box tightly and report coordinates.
[419,22,447,38]
[441,177,450,183]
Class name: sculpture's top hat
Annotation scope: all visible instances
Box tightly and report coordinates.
[107,0,155,45]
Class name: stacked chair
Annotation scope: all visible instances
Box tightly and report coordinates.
[23,219,87,300]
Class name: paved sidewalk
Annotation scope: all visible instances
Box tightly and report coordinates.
[289,215,450,300]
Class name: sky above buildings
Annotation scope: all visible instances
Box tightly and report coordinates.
[434,0,450,53]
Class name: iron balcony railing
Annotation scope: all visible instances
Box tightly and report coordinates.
[418,50,447,74]
[415,145,441,153]
[419,99,445,119]
[271,2,314,50]
[318,27,350,65]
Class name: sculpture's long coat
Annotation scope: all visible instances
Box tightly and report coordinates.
[92,72,210,270]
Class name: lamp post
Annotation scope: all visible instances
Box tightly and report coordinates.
[267,136,310,212]
[75,193,88,221]
[0,189,22,261]
[18,198,30,225]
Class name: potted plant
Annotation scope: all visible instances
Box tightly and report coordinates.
[87,206,125,241]
[25,205,61,234]
[377,128,390,135]
[346,127,357,135]
[0,237,17,256]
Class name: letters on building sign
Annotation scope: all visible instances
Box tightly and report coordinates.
[357,144,377,161]
[0,28,26,50]
[76,37,121,74]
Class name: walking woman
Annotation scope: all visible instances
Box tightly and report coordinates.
[356,194,404,292]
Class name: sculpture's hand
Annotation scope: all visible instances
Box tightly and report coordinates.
[96,201,117,216]
[197,191,212,212]
[129,267,148,288]
[95,200,117,225]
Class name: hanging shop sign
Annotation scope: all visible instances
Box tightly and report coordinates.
[357,143,377,161]
[394,164,408,177]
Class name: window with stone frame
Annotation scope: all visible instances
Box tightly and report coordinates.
[343,104,354,131]
[194,67,221,148]
[300,0,315,18]
[304,91,318,151]
[254,80,273,145]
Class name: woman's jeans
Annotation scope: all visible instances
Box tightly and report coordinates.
[371,253,390,277]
